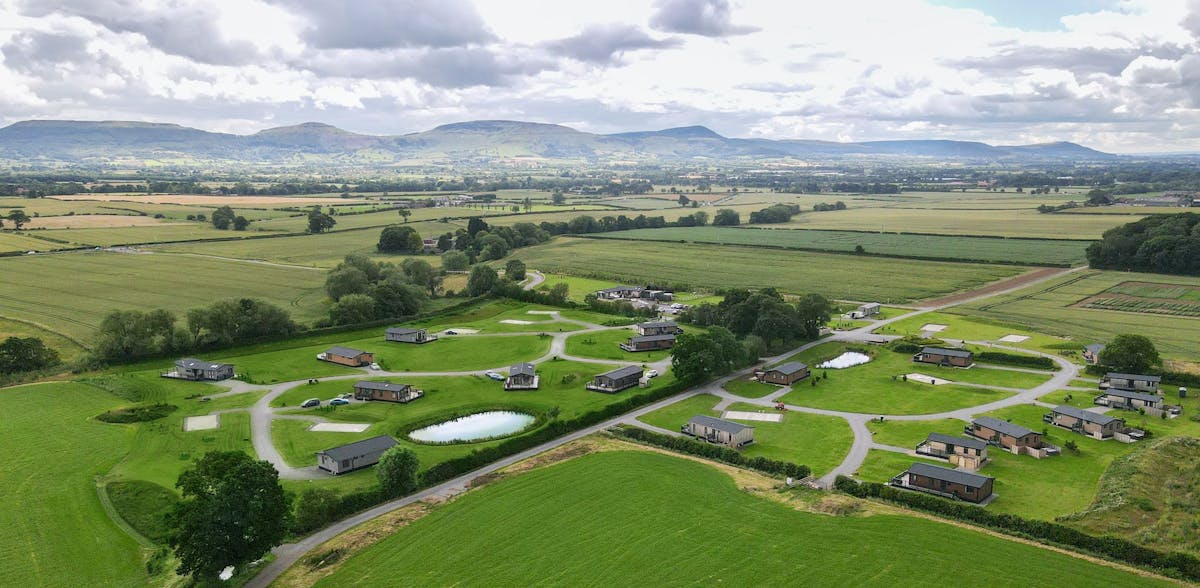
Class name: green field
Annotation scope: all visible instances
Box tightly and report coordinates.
[310,450,1169,586]
[785,206,1145,239]
[588,227,1089,266]
[0,250,328,344]
[0,231,67,253]
[722,376,779,398]
[515,237,1026,303]
[564,327,675,362]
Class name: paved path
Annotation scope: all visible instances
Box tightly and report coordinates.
[522,270,546,290]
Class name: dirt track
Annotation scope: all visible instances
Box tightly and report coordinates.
[918,266,1077,308]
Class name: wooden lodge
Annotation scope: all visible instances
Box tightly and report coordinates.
[1045,405,1134,442]
[586,365,644,393]
[636,321,684,337]
[891,462,995,504]
[505,362,539,390]
[915,432,989,470]
[317,435,398,475]
[321,346,374,367]
[966,416,1058,458]
[681,415,755,449]
[757,361,809,386]
[163,358,234,381]
[352,381,423,403]
[1100,372,1161,394]
[385,327,437,344]
[913,346,974,368]
[848,302,881,319]
[620,334,676,352]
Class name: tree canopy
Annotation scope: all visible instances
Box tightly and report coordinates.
[1098,334,1161,374]
[377,225,424,253]
[0,336,60,375]
[670,327,745,384]
[466,264,500,296]
[1086,213,1200,275]
[377,446,419,498]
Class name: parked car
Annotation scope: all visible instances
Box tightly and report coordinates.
[338,392,353,399]
[329,398,350,406]
[316,353,327,360]
[646,369,659,378]
[445,330,458,335]
[369,362,381,370]
[485,371,504,381]
[301,398,321,408]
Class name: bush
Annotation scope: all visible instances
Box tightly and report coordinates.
[611,426,810,479]
[976,351,1054,370]
[97,403,177,423]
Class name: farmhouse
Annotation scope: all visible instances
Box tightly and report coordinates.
[1100,372,1160,393]
[163,358,234,381]
[586,365,644,393]
[913,346,975,368]
[915,432,989,470]
[1082,343,1105,364]
[1045,405,1125,440]
[353,381,424,403]
[967,416,1058,458]
[681,415,755,449]
[891,462,995,504]
[386,327,437,344]
[421,239,441,254]
[505,362,539,390]
[321,346,374,367]
[620,334,676,352]
[317,435,398,475]
[848,302,881,319]
[636,321,684,336]
[757,361,810,385]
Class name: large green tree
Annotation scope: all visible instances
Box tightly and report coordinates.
[377,446,420,498]
[211,206,236,230]
[377,225,423,253]
[401,258,441,297]
[324,266,370,301]
[441,250,470,271]
[670,327,744,384]
[6,209,30,229]
[307,206,336,233]
[94,309,189,361]
[1098,334,1161,374]
[504,259,527,282]
[170,452,291,581]
[329,293,379,325]
[0,336,60,375]
[186,299,297,347]
[466,264,500,296]
[794,293,833,339]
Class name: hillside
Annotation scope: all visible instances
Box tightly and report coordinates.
[0,118,1117,166]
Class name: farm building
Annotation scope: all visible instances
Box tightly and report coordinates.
[1045,405,1127,440]
[353,381,424,403]
[421,239,441,254]
[505,362,539,390]
[913,346,974,368]
[848,302,881,319]
[757,361,810,385]
[1082,343,1105,364]
[915,432,989,470]
[636,321,684,337]
[595,285,673,301]
[586,365,644,393]
[317,435,398,475]
[891,462,995,504]
[385,327,437,344]
[1095,388,1180,419]
[1100,372,1160,393]
[163,358,234,381]
[321,346,374,367]
[620,334,676,352]
[967,416,1058,458]
[681,415,755,449]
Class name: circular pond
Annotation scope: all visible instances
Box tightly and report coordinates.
[816,351,871,369]
[408,411,536,443]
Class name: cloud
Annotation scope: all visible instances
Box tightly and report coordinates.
[649,0,758,37]
[282,0,495,50]
[301,47,555,89]
[544,24,681,63]
[0,31,91,74]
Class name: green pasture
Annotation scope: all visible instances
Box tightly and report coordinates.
[865,417,968,447]
[722,376,779,398]
[564,326,676,362]
[0,231,67,252]
[589,227,1089,266]
[515,237,1025,303]
[785,206,1144,239]
[311,451,1168,586]
[409,300,606,333]
[875,310,1072,355]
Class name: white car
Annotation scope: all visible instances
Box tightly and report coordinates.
[485,371,505,381]
[646,369,659,378]
[369,362,381,370]
[316,352,327,360]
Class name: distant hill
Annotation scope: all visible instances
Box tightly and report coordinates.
[0,118,1118,166]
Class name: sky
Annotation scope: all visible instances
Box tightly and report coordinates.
[1,0,1199,153]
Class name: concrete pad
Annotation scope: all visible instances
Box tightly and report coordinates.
[441,327,480,335]
[998,334,1030,343]
[919,324,948,332]
[184,415,219,431]
[526,310,557,315]
[309,422,371,433]
[499,319,534,325]
[723,410,783,423]
[906,373,951,386]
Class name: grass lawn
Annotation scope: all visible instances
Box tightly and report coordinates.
[853,449,947,482]
[0,382,145,587]
[563,327,674,362]
[865,418,968,448]
[310,451,1167,586]
[271,362,672,469]
[723,376,780,398]
[534,274,618,302]
[407,300,613,333]
[516,237,1026,303]
[785,206,1141,240]
[874,310,1072,355]
[776,343,1014,414]
[105,480,178,544]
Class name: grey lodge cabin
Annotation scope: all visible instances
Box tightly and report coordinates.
[913,346,974,368]
[682,415,755,449]
[317,435,398,475]
[636,321,683,337]
[586,365,643,393]
[891,462,995,504]
[352,381,424,403]
[164,358,234,381]
[385,327,437,344]
[620,334,676,352]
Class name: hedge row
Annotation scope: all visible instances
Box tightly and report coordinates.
[976,351,1054,370]
[611,425,810,479]
[834,476,1200,582]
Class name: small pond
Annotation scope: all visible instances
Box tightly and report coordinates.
[409,411,536,443]
[816,351,871,369]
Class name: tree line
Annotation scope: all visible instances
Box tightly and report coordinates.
[1086,213,1200,275]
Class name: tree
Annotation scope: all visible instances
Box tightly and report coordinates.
[186,299,297,348]
[548,282,569,303]
[794,293,833,339]
[292,488,339,534]
[94,309,188,361]
[401,258,441,297]
[477,234,509,261]
[0,336,60,375]
[677,194,690,207]
[307,206,336,233]
[712,209,740,226]
[377,446,419,498]
[1098,334,1161,373]
[670,327,743,384]
[398,208,412,223]
[505,259,527,282]
[523,197,532,213]
[368,279,426,318]
[551,190,566,205]
[211,206,236,230]
[466,265,499,296]
[6,209,30,229]
[441,250,469,271]
[467,217,490,237]
[325,266,369,301]
[691,211,708,226]
[329,293,379,325]
[377,225,423,253]
[170,451,291,581]
[232,216,250,231]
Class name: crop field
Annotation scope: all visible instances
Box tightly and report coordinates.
[515,237,1025,302]
[23,214,185,229]
[0,231,64,253]
[309,450,1168,586]
[588,226,1089,266]
[1075,281,1200,318]
[954,270,1200,360]
[784,206,1144,239]
[32,223,282,246]
[53,193,371,206]
[0,382,144,587]
[0,251,327,343]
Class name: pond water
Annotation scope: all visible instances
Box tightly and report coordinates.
[816,351,871,369]
[409,411,536,443]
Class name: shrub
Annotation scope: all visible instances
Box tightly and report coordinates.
[97,403,177,423]
[611,426,810,479]
[976,351,1054,370]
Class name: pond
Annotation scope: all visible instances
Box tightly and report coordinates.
[409,411,536,443]
[816,351,871,369]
